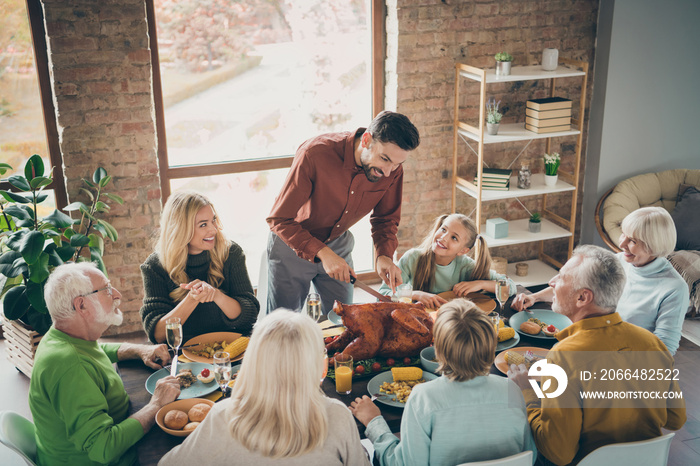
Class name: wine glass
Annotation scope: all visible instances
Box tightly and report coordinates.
[306,292,322,322]
[495,278,509,315]
[213,351,232,396]
[165,317,182,377]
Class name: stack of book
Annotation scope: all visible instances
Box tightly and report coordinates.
[525,97,572,134]
[473,168,511,191]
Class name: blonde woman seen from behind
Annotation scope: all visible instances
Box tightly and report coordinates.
[159,309,371,466]
[140,190,259,344]
[379,214,516,309]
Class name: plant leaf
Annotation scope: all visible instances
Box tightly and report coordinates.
[98,219,119,242]
[103,193,124,205]
[94,201,109,212]
[8,175,31,192]
[69,233,90,247]
[5,230,28,251]
[28,252,50,283]
[83,179,96,189]
[63,201,87,212]
[24,154,45,180]
[2,285,30,320]
[0,251,23,277]
[4,204,34,221]
[92,167,108,184]
[25,309,53,335]
[56,245,76,261]
[44,243,64,267]
[93,223,107,237]
[98,175,112,188]
[0,274,23,299]
[19,230,46,265]
[79,187,95,202]
[0,190,32,203]
[90,248,106,274]
[0,162,13,176]
[44,209,74,229]
[26,280,49,315]
[88,233,104,255]
[35,192,48,203]
[30,176,52,190]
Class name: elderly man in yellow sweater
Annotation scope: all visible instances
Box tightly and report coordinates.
[508,245,686,465]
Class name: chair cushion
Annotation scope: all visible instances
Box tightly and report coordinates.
[671,186,700,251]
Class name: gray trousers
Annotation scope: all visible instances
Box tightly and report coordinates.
[266,231,354,315]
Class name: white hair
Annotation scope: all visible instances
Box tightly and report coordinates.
[571,245,626,311]
[44,262,100,323]
[226,308,328,458]
[620,207,677,257]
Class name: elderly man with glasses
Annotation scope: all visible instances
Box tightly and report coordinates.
[28,262,181,466]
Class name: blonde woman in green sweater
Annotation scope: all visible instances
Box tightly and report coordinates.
[139,190,259,343]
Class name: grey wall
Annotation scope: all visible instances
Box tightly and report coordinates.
[581,0,700,246]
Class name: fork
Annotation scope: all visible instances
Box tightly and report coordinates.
[370,393,392,402]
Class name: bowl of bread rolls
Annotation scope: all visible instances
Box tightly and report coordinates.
[156,398,214,437]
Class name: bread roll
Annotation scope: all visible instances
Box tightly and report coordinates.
[188,403,211,422]
[164,409,188,430]
[183,421,200,431]
[519,321,542,335]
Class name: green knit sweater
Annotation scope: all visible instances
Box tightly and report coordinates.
[139,241,259,343]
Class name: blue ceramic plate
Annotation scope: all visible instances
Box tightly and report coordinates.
[509,309,572,340]
[327,310,343,325]
[366,370,438,409]
[146,362,221,399]
[495,328,520,352]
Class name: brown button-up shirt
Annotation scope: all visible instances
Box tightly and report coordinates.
[267,129,402,262]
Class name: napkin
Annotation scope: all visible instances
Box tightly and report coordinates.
[319,320,345,338]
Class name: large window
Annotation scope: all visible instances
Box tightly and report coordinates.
[149,0,384,284]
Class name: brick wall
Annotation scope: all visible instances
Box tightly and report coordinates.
[42,0,161,335]
[39,0,598,335]
[389,0,599,265]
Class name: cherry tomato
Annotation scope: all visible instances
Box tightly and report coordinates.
[403,357,412,365]
[386,358,395,367]
[371,362,382,372]
[324,336,335,344]
[355,365,366,375]
[200,368,210,377]
[546,324,556,332]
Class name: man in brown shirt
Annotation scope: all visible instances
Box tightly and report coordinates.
[266,111,420,315]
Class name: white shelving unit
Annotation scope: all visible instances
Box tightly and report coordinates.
[451,59,589,286]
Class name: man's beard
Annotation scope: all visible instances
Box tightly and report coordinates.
[361,163,382,183]
[96,301,124,327]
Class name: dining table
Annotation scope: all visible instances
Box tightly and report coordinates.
[118,291,557,466]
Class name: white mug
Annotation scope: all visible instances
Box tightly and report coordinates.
[542,48,558,71]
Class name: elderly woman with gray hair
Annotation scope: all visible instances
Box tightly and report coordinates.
[512,206,689,354]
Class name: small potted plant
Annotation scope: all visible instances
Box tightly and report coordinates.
[529,212,542,233]
[486,97,502,135]
[495,51,513,76]
[544,152,561,186]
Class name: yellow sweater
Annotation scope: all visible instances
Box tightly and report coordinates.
[524,312,686,465]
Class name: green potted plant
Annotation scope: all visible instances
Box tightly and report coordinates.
[528,212,542,233]
[486,97,502,135]
[0,155,123,336]
[494,51,513,76]
[544,152,561,187]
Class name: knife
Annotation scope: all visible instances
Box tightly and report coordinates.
[170,352,178,377]
[350,276,393,302]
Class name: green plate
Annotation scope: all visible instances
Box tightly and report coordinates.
[509,309,572,340]
[366,370,437,408]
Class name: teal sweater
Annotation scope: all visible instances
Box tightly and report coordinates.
[139,241,259,343]
[29,328,143,466]
[379,248,517,296]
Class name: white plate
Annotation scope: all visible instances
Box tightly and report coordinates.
[327,310,342,325]
[366,370,437,408]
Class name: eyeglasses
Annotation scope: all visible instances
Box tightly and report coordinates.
[80,283,114,298]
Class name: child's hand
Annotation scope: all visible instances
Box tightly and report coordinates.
[453,280,485,296]
[414,291,448,309]
[349,396,382,427]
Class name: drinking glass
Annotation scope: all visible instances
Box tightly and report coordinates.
[495,278,509,314]
[394,283,413,303]
[487,311,501,335]
[334,353,353,395]
[213,351,232,396]
[306,292,322,322]
[165,317,182,377]
[321,347,328,384]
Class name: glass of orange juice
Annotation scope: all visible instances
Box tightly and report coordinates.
[321,348,328,384]
[334,353,353,395]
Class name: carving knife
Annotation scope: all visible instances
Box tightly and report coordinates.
[350,276,392,302]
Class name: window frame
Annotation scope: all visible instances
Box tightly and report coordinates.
[0,0,67,210]
[146,0,387,281]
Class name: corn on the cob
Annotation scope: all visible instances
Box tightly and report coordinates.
[498,326,515,342]
[223,337,249,359]
[391,366,423,382]
[498,319,505,329]
[504,351,525,366]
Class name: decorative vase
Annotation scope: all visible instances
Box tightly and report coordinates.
[495,61,511,76]
[544,174,558,187]
[529,221,542,233]
[517,164,532,189]
[542,48,559,71]
[486,123,500,135]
